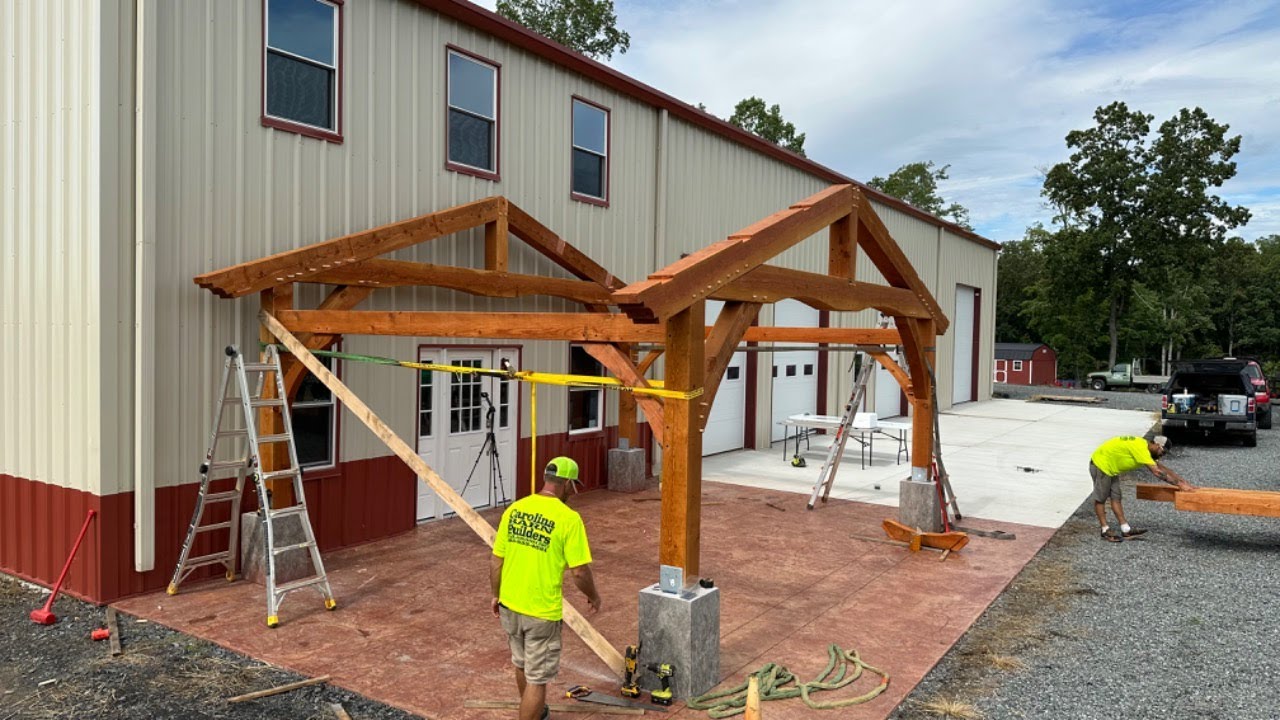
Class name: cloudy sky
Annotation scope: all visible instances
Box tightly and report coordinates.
[477,0,1280,243]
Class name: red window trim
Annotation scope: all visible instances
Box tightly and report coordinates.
[445,44,502,182]
[569,95,610,207]
[260,0,345,144]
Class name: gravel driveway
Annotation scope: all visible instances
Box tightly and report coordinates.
[893,402,1280,720]
[994,382,1164,413]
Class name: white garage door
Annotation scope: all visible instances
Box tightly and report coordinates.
[703,300,747,456]
[415,347,518,522]
[874,351,906,419]
[771,300,819,441]
[953,286,976,405]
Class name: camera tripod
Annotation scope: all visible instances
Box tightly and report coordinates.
[460,391,509,509]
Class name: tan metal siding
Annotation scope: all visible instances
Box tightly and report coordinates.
[0,0,104,495]
[937,228,999,406]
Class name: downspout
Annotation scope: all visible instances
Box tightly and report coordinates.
[134,0,157,572]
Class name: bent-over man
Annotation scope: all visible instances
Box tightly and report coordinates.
[1089,435,1195,542]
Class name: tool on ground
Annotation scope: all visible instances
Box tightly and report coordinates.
[567,685,664,712]
[955,526,1016,540]
[169,345,336,628]
[30,508,97,625]
[621,644,641,698]
[688,643,890,717]
[648,663,675,706]
[807,352,878,509]
[91,628,110,641]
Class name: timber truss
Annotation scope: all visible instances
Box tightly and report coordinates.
[193,185,948,672]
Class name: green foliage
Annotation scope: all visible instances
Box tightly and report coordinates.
[496,0,630,60]
[728,97,806,156]
[868,161,973,230]
[995,225,1048,342]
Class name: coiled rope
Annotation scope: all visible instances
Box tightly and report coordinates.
[687,644,890,718]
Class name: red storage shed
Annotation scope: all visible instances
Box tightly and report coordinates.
[994,343,1057,386]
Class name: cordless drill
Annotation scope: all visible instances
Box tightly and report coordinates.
[620,644,640,698]
[648,663,675,706]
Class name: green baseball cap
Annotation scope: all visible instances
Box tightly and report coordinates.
[544,456,581,484]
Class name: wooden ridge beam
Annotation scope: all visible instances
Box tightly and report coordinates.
[1137,484,1280,518]
[857,199,949,334]
[260,311,626,677]
[614,185,859,322]
[581,343,665,445]
[194,197,503,298]
[507,201,624,291]
[700,302,761,431]
[712,265,930,317]
[305,260,614,306]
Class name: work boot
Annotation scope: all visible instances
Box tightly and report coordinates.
[541,705,550,720]
[1122,527,1148,538]
[1101,529,1123,543]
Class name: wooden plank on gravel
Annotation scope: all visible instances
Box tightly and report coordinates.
[105,607,122,656]
[1137,483,1280,518]
[227,675,331,703]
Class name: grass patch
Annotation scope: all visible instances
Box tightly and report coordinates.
[919,696,983,719]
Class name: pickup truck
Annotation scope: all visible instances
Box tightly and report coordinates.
[1086,361,1170,392]
[1161,359,1258,447]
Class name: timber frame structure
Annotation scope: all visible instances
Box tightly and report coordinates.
[194,184,948,671]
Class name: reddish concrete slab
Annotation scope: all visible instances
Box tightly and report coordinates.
[115,482,1052,719]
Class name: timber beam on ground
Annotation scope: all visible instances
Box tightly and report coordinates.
[1136,484,1280,518]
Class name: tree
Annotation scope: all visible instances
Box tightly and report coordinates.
[496,0,630,60]
[995,225,1048,342]
[868,161,973,230]
[728,97,806,156]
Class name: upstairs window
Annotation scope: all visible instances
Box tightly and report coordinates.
[263,0,342,141]
[571,98,609,203]
[447,47,500,178]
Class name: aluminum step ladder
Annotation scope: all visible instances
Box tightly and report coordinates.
[806,352,878,509]
[168,344,336,627]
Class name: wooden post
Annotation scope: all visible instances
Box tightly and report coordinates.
[909,320,936,481]
[485,199,509,272]
[828,213,855,280]
[659,301,705,578]
[259,286,294,507]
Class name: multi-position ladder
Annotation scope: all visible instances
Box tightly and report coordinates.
[168,345,336,627]
[806,352,878,510]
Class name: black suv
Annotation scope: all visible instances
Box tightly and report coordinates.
[1162,359,1258,447]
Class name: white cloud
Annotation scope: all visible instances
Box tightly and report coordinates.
[473,0,1280,241]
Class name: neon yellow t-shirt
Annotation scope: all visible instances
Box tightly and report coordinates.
[493,494,592,622]
[1091,436,1155,477]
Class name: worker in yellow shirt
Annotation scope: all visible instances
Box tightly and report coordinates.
[491,456,601,720]
[1089,435,1195,542]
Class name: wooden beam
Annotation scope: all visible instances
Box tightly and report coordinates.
[260,311,626,677]
[194,197,502,298]
[637,349,663,376]
[895,317,934,477]
[581,343,665,446]
[282,285,375,399]
[857,199,950,334]
[277,309,902,345]
[1137,483,1280,518]
[828,213,856,280]
[305,260,614,306]
[616,347,639,450]
[485,198,510,272]
[700,302,761,431]
[660,301,705,577]
[711,265,929,317]
[615,185,859,322]
[507,201,624,290]
[868,350,913,398]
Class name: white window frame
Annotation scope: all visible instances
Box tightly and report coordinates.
[570,97,609,203]
[293,352,339,471]
[262,0,342,137]
[568,346,605,435]
[1012,360,1023,372]
[446,47,500,178]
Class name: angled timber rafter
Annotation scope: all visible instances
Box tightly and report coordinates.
[700,302,761,431]
[581,343,665,446]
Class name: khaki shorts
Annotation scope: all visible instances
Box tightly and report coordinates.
[499,606,563,685]
[1089,461,1122,503]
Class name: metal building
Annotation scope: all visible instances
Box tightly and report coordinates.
[0,0,998,603]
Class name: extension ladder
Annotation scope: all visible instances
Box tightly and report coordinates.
[168,345,336,627]
[806,352,878,509]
